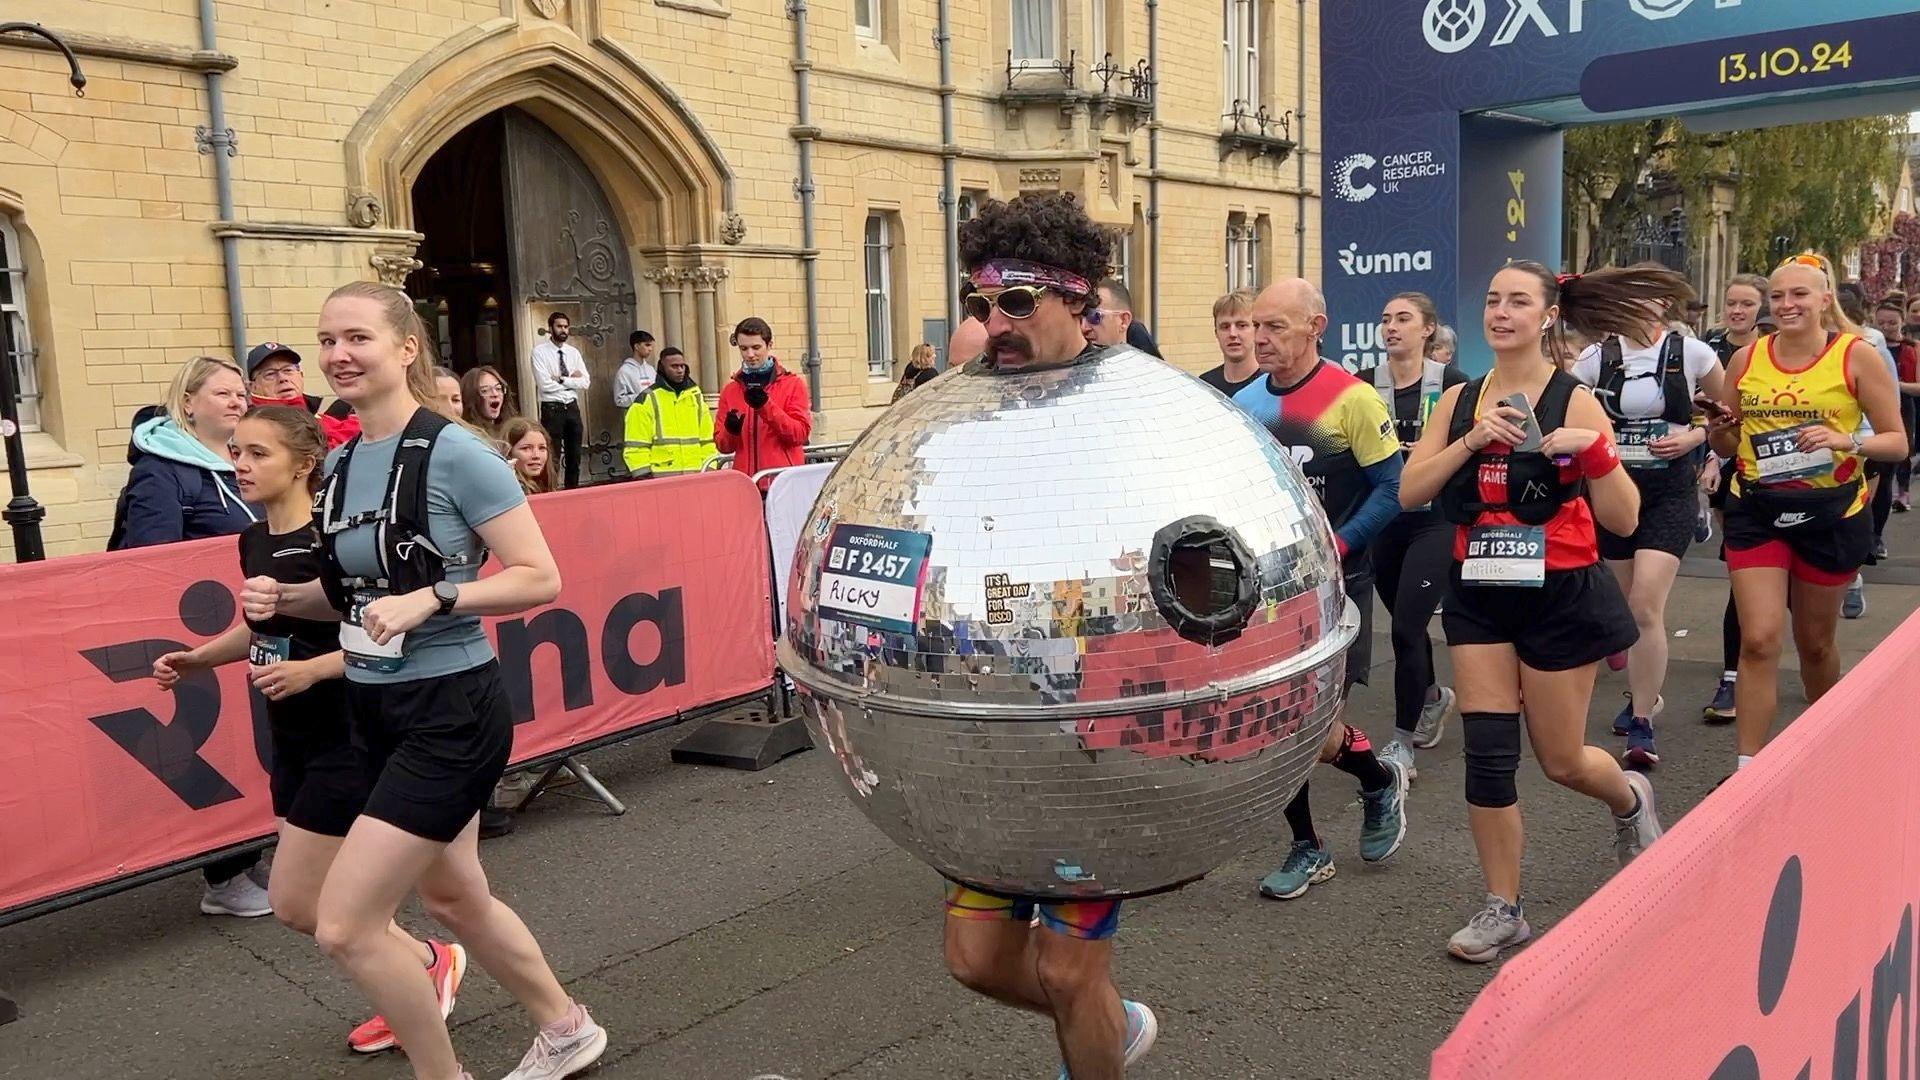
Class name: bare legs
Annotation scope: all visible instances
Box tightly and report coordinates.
[945,916,1125,1079]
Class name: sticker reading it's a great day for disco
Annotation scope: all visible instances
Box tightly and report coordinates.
[818,524,933,634]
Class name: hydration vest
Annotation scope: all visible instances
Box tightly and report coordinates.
[315,408,479,613]
[1437,369,1586,527]
[1596,332,1691,425]
[1372,358,1449,434]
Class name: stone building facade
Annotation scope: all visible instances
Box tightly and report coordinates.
[0,0,1321,557]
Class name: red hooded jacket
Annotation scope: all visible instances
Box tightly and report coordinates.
[714,362,811,479]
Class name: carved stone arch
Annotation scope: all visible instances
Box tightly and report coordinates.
[342,22,733,248]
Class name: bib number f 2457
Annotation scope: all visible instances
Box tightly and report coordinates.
[340,589,406,673]
[1462,525,1546,587]
[1751,424,1835,484]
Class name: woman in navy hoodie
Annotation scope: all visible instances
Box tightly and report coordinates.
[110,354,268,916]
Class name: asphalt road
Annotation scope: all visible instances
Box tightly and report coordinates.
[2,527,1914,1080]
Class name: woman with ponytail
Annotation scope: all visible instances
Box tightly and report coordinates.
[1355,291,1465,779]
[240,282,606,1080]
[1400,262,1663,964]
[1707,255,1906,777]
[1568,264,1724,770]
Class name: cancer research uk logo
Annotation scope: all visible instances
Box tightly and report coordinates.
[1338,243,1435,277]
[1333,151,1446,204]
[1422,0,1731,55]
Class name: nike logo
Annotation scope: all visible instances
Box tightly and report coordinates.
[1774,512,1812,528]
[1421,580,1432,588]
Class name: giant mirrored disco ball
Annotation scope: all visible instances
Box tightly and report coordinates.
[777,344,1358,899]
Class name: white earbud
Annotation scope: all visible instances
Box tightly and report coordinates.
[1541,320,1554,332]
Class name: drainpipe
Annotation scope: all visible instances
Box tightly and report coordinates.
[789,0,823,416]
[936,0,958,354]
[1146,0,1160,325]
[1294,0,1308,274]
[195,0,247,355]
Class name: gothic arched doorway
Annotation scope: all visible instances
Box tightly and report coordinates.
[408,107,637,484]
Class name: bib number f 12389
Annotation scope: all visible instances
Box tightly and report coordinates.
[1461,525,1546,587]
[340,589,406,673]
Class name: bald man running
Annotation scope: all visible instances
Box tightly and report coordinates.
[1226,278,1412,900]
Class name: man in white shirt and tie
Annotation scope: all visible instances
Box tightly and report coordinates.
[534,311,591,488]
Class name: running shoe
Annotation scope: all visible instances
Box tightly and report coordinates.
[1447,894,1531,964]
[1622,716,1659,770]
[1258,841,1335,900]
[1874,537,1890,561]
[1702,678,1736,723]
[1379,738,1417,784]
[1610,693,1662,737]
[1605,650,1628,672]
[1844,575,1866,619]
[502,1006,608,1080]
[1413,686,1454,749]
[1895,488,1911,512]
[1613,772,1663,866]
[1053,1000,1158,1080]
[1694,504,1714,544]
[348,940,467,1054]
[200,872,272,918]
[1609,694,1633,737]
[1358,757,1409,863]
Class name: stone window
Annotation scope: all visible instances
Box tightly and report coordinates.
[1223,0,1261,113]
[865,212,896,379]
[1226,213,1263,291]
[0,215,39,433]
[1011,0,1059,64]
[855,0,880,40]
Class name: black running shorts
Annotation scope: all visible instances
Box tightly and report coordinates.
[1599,469,1699,560]
[346,661,515,843]
[270,683,371,838]
[1443,564,1638,672]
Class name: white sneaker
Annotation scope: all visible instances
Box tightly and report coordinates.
[502,1007,608,1080]
[1413,686,1454,749]
[200,872,273,917]
[1379,738,1417,784]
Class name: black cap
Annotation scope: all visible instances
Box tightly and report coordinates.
[245,341,301,377]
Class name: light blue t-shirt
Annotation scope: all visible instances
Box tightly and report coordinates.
[326,421,525,685]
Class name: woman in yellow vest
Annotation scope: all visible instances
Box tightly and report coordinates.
[1706,254,1906,773]
[622,347,716,478]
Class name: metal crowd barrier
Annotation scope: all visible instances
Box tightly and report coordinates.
[701,441,855,472]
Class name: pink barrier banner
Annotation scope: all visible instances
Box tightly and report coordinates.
[0,470,775,915]
[1434,607,1920,1079]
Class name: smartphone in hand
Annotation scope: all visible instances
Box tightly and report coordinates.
[1502,392,1543,452]
[1693,392,1735,423]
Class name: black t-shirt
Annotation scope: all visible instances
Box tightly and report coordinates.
[239,521,350,743]
[1353,362,1469,449]
[1702,329,1748,365]
[1201,364,1260,397]
[240,522,336,661]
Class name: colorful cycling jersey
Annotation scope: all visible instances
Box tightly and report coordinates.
[1733,332,1867,515]
[1231,361,1401,553]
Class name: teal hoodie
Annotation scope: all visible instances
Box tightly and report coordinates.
[111,416,257,549]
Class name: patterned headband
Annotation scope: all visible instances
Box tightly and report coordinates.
[968,259,1092,297]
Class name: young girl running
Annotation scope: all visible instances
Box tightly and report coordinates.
[153,406,465,1055]
[1400,262,1665,963]
[241,282,604,1080]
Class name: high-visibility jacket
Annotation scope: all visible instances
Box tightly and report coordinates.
[623,384,717,478]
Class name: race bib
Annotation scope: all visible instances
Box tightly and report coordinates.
[340,588,406,673]
[1751,424,1834,484]
[1462,525,1546,587]
[248,633,291,668]
[1616,419,1670,469]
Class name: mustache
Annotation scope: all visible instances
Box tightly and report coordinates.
[987,332,1034,359]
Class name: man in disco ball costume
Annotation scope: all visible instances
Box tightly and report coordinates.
[927,193,1159,1078]
[1230,278,1413,901]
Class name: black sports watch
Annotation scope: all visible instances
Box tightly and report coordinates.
[432,580,460,615]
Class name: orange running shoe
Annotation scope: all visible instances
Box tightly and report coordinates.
[347,940,467,1054]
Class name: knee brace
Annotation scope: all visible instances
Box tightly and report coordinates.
[1462,711,1522,808]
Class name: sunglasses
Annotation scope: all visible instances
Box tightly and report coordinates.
[1776,254,1827,271]
[1080,307,1126,327]
[963,286,1052,322]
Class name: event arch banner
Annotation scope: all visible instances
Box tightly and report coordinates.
[0,470,774,917]
[1322,0,1920,373]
